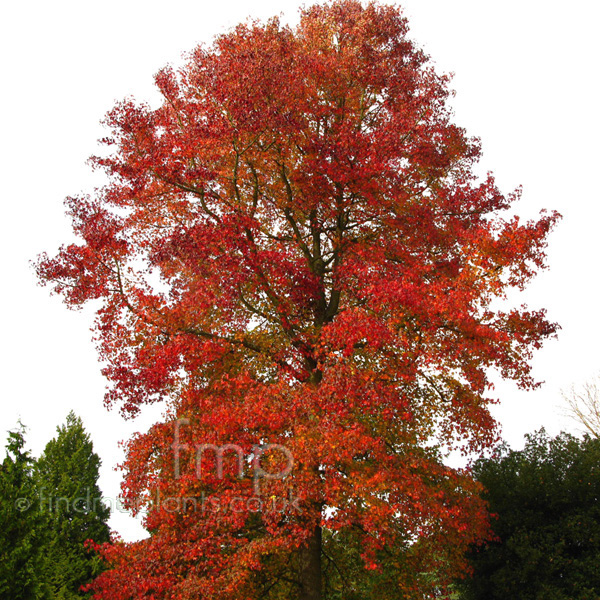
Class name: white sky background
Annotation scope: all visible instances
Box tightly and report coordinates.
[1,0,598,541]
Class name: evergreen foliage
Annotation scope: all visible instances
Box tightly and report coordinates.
[36,412,111,599]
[0,424,48,599]
[461,430,600,600]
[0,414,110,599]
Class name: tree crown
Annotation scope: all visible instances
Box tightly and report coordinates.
[36,2,559,598]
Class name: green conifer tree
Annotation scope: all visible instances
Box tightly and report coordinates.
[35,412,110,599]
[0,423,49,599]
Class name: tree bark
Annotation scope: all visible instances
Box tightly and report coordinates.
[298,524,322,600]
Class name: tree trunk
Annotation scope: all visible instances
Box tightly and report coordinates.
[299,524,322,600]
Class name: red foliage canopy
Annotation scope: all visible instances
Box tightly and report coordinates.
[38,2,559,598]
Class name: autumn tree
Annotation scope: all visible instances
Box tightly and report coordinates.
[36,1,559,598]
[460,430,600,600]
[35,411,110,599]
